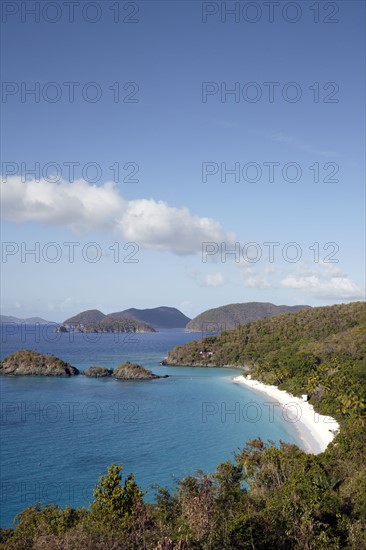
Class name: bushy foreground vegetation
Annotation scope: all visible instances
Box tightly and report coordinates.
[1,302,365,549]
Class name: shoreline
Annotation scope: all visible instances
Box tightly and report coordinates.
[232,375,340,455]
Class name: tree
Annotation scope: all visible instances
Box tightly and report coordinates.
[91,464,145,528]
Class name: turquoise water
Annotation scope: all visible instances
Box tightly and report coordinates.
[0,327,302,528]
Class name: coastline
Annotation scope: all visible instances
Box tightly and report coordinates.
[232,375,340,455]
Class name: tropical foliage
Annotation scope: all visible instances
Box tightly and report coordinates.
[1,302,366,548]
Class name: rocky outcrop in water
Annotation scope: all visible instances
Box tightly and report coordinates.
[113,362,164,380]
[0,350,79,376]
[83,366,113,377]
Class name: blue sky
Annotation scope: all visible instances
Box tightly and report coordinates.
[1,0,365,321]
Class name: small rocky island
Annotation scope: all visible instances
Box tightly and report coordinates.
[82,362,165,380]
[113,362,166,380]
[0,350,79,376]
[55,310,156,334]
[83,366,113,377]
[0,351,166,380]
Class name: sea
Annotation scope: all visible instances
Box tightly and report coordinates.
[0,325,302,528]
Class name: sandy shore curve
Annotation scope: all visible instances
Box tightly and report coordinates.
[233,375,340,454]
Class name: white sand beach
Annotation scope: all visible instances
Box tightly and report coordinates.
[233,375,340,454]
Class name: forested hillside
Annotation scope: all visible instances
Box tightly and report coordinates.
[169,302,366,419]
[2,302,366,549]
[186,301,310,331]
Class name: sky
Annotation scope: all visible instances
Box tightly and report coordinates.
[1,0,365,322]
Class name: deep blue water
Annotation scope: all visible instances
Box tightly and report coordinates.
[0,325,302,528]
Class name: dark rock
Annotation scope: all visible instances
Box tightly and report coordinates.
[83,366,113,377]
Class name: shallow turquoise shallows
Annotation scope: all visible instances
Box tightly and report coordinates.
[0,327,302,528]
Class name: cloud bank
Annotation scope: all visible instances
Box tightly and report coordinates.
[204,272,225,287]
[1,177,232,255]
[240,263,364,300]
[281,263,364,300]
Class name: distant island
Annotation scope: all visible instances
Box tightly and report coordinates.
[1,303,312,333]
[56,306,191,333]
[0,315,55,324]
[0,306,190,331]
[186,302,310,332]
[0,351,164,380]
[57,309,155,333]
[108,307,191,329]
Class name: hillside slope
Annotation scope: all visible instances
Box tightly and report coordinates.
[168,302,366,417]
[107,306,191,329]
[0,315,54,324]
[61,309,155,333]
[64,309,106,325]
[186,302,310,331]
[62,307,190,330]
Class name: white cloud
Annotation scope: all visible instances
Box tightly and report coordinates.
[240,265,276,289]
[264,265,277,275]
[203,272,225,287]
[116,198,228,255]
[185,270,225,288]
[1,177,232,256]
[241,272,272,288]
[238,262,364,300]
[1,177,122,231]
[281,263,364,300]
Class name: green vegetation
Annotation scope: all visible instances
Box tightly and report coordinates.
[63,309,107,325]
[58,318,155,333]
[168,302,366,419]
[1,302,366,548]
[0,354,163,381]
[113,362,161,380]
[0,350,79,376]
[60,309,156,333]
[186,301,309,332]
[83,318,155,333]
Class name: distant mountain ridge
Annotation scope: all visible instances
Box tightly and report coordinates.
[60,310,154,333]
[0,315,54,324]
[63,307,191,330]
[64,309,106,325]
[108,307,191,329]
[186,302,310,332]
[3,303,309,332]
